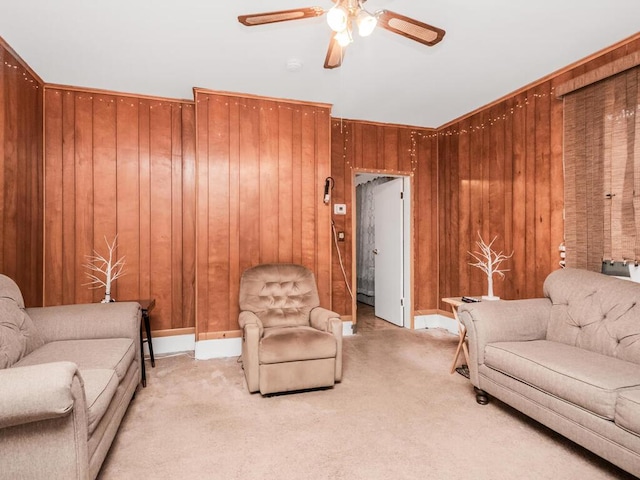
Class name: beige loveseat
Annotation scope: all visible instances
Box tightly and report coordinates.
[459,268,640,477]
[0,274,141,479]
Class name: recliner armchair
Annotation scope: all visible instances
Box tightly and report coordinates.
[238,263,343,395]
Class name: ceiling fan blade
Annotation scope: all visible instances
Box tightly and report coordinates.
[324,35,345,69]
[238,7,324,26]
[377,10,445,47]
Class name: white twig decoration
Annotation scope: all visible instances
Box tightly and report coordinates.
[83,235,126,303]
[468,233,513,300]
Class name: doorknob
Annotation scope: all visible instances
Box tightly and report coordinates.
[373,249,378,255]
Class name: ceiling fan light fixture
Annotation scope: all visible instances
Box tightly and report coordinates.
[327,5,348,32]
[356,10,377,37]
[335,28,353,47]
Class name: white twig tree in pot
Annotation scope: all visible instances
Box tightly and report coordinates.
[468,233,513,301]
[83,235,126,303]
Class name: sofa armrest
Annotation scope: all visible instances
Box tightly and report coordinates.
[238,311,264,338]
[26,302,141,343]
[239,312,262,393]
[310,307,341,332]
[310,307,343,382]
[0,361,84,429]
[458,298,550,385]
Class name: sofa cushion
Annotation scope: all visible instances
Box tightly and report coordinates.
[615,389,640,436]
[0,274,26,308]
[14,338,135,381]
[544,268,640,363]
[485,340,640,419]
[260,326,336,364]
[81,368,120,435]
[0,299,44,369]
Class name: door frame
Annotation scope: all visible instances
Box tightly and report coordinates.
[351,169,414,330]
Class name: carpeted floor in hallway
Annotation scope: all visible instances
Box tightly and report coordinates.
[98,306,634,480]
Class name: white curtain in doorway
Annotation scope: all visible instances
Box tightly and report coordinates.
[356,177,391,297]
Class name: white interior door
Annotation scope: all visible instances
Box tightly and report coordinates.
[374,178,404,327]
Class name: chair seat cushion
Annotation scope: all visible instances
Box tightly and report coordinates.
[485,340,640,419]
[260,326,336,364]
[14,338,135,381]
[615,389,640,435]
[81,368,120,434]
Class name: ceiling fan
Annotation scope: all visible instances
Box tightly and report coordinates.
[238,1,445,69]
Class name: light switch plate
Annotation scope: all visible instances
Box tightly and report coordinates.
[334,204,347,215]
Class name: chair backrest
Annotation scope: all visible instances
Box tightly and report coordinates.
[544,268,640,364]
[239,264,320,328]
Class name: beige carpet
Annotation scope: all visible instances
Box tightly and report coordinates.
[99,316,634,480]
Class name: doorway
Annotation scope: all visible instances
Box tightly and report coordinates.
[354,173,411,329]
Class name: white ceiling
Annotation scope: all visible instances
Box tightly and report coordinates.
[1,1,639,128]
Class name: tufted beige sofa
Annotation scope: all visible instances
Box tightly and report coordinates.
[0,274,141,479]
[459,268,640,477]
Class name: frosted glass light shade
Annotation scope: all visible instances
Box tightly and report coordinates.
[327,6,348,32]
[357,12,377,37]
[335,29,352,47]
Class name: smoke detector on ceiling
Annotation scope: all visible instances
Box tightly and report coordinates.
[286,58,303,72]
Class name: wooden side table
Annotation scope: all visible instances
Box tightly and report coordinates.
[123,299,156,387]
[442,297,476,375]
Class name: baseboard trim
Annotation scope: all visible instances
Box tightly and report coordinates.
[413,314,458,335]
[195,337,243,359]
[144,333,195,356]
[146,321,355,360]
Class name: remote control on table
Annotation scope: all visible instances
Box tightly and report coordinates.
[461,296,481,303]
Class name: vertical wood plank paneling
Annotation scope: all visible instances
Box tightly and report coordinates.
[300,105,317,272]
[511,93,527,297]
[207,96,231,332]
[181,104,197,331]
[0,43,43,306]
[43,88,195,332]
[115,98,140,301]
[259,99,279,264]
[227,101,241,329]
[316,106,332,308]
[62,92,77,304]
[92,95,118,301]
[138,103,152,300]
[0,47,5,277]
[149,103,173,326]
[278,105,294,262]
[195,94,210,336]
[534,86,552,295]
[73,94,94,304]
[195,91,331,336]
[457,118,472,298]
[330,120,438,316]
[238,98,261,274]
[44,90,64,306]
[3,57,19,279]
[6,33,639,336]
[170,105,184,329]
[292,109,303,265]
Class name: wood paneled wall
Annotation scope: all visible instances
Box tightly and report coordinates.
[330,120,439,317]
[437,35,640,307]
[0,39,43,306]
[43,87,196,332]
[437,82,563,304]
[194,90,332,339]
[8,32,640,337]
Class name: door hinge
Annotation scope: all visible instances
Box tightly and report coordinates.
[400,192,404,199]
[400,298,404,307]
